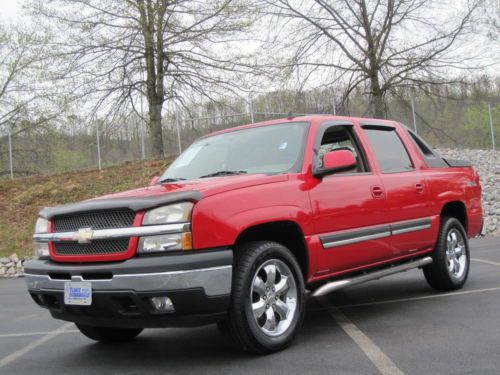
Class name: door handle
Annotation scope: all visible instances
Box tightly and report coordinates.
[371,185,384,198]
[415,183,424,194]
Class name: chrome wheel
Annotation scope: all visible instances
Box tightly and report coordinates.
[446,229,467,279]
[251,259,298,337]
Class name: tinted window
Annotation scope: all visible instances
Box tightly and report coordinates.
[363,127,413,173]
[317,126,368,172]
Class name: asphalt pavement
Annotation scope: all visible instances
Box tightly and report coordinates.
[0,237,499,375]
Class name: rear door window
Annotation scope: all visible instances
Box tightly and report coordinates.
[363,127,414,173]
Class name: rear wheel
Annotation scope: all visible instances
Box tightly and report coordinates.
[218,241,305,354]
[76,324,143,343]
[423,217,470,291]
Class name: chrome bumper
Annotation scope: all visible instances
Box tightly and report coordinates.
[25,265,231,297]
[24,250,233,297]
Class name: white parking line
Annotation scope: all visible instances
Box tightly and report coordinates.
[327,307,405,375]
[472,258,500,267]
[0,329,78,338]
[0,323,73,369]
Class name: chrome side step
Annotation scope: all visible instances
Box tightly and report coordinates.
[312,256,433,297]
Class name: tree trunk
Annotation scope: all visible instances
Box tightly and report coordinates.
[149,101,164,157]
[370,74,386,118]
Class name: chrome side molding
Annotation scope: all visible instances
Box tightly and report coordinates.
[320,217,432,249]
[312,256,433,297]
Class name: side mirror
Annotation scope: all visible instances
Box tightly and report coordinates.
[149,176,160,186]
[314,149,357,178]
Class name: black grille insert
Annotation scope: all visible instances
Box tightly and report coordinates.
[54,239,130,256]
[53,210,135,232]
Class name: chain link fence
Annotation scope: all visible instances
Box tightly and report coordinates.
[1,96,498,179]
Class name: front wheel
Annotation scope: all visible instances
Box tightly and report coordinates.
[76,324,143,343]
[423,217,470,291]
[218,241,305,354]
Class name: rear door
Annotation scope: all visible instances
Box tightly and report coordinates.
[308,122,393,275]
[360,124,435,255]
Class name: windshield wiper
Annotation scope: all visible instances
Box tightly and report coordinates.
[199,170,248,178]
[159,177,187,183]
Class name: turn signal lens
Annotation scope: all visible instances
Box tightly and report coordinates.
[137,232,192,253]
[34,242,50,258]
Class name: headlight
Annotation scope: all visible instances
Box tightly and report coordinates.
[35,217,49,233]
[143,203,193,225]
[137,232,192,253]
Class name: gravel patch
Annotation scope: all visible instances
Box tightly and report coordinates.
[0,254,32,278]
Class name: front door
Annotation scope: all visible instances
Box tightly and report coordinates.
[308,123,392,275]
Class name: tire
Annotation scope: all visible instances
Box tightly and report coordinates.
[218,241,305,354]
[423,217,470,291]
[76,324,143,343]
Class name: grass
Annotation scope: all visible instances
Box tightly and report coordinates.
[0,158,173,258]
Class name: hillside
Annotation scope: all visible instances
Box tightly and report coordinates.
[0,158,173,258]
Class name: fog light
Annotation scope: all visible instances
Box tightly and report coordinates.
[150,296,174,313]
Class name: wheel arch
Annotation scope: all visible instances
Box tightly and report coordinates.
[440,201,467,231]
[234,220,309,280]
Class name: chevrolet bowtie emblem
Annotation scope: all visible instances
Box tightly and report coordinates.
[73,228,94,244]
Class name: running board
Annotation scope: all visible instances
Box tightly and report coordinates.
[312,256,433,297]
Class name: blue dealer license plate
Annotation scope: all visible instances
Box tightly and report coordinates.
[64,282,92,306]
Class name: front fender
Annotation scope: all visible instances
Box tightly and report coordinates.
[191,179,313,249]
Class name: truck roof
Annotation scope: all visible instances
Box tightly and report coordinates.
[201,114,400,139]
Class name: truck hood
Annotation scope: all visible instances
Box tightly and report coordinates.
[39,174,289,219]
[95,173,289,201]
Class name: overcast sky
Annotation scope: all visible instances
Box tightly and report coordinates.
[0,0,21,22]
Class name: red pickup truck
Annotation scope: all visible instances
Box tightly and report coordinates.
[25,115,484,353]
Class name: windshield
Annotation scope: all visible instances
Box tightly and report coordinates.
[160,122,309,181]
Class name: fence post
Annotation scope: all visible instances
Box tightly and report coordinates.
[411,96,418,134]
[176,106,182,155]
[96,120,102,170]
[140,89,146,160]
[488,103,496,151]
[8,130,13,179]
[248,94,254,123]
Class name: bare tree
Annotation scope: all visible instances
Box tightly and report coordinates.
[0,24,54,134]
[29,0,256,157]
[263,0,486,118]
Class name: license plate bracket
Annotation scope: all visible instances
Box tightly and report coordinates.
[64,281,92,306]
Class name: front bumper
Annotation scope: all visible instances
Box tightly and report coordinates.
[25,249,232,328]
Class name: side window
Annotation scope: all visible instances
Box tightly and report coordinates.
[363,127,413,173]
[317,126,368,173]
